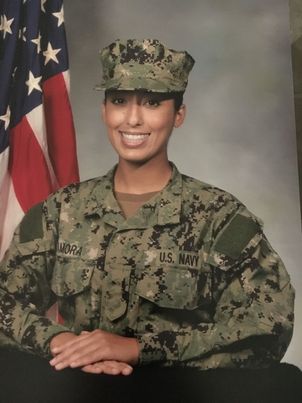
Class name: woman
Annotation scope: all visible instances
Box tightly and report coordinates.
[0,39,295,377]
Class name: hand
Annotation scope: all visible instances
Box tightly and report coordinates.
[49,329,139,371]
[50,332,77,355]
[81,360,133,376]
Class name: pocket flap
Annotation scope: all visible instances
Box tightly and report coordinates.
[51,258,94,296]
[103,266,131,322]
[17,239,51,256]
[136,266,211,310]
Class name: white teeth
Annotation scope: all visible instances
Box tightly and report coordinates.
[121,132,149,139]
[121,132,149,143]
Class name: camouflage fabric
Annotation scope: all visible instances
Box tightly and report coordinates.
[0,164,295,369]
[94,39,195,92]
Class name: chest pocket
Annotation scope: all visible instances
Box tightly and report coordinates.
[51,256,94,296]
[136,265,212,310]
[50,256,99,331]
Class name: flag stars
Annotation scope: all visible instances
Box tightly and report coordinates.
[43,42,61,65]
[0,106,11,131]
[52,6,64,27]
[26,71,42,95]
[41,0,47,13]
[20,26,27,42]
[12,66,18,79]
[31,33,42,53]
[1,15,14,39]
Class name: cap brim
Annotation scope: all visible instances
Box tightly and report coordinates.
[93,79,186,93]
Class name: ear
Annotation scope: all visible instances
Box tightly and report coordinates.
[174,104,186,128]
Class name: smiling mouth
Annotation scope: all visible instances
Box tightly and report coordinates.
[120,131,150,145]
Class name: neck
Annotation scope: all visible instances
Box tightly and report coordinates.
[114,158,172,194]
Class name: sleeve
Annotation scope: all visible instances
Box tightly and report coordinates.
[0,199,71,358]
[136,208,295,369]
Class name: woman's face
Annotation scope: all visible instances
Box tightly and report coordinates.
[101,91,185,165]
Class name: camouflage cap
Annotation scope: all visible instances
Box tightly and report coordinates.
[95,39,195,93]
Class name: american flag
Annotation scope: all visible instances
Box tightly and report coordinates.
[0,0,79,260]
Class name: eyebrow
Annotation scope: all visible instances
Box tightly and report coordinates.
[105,90,175,101]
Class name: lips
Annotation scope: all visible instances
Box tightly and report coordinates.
[120,131,150,146]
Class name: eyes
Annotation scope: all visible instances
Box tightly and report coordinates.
[109,96,161,108]
[145,98,161,107]
[110,97,125,105]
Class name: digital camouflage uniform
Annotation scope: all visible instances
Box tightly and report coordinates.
[0,164,295,369]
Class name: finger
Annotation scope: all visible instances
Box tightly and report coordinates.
[50,335,100,368]
[81,364,104,374]
[99,361,133,376]
[81,363,118,375]
[66,332,113,368]
[69,344,103,368]
[81,361,133,376]
[51,332,91,355]
[121,365,133,376]
[51,341,103,370]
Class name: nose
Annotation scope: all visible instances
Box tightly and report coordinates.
[126,102,143,127]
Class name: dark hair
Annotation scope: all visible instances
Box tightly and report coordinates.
[169,92,184,111]
[104,90,184,111]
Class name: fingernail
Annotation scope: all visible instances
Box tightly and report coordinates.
[124,367,132,375]
[55,363,64,370]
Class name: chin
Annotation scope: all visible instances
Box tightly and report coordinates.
[119,150,150,162]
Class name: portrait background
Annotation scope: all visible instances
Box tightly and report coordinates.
[64,0,302,368]
[290,0,302,221]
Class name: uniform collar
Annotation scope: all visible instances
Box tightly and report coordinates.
[84,162,182,229]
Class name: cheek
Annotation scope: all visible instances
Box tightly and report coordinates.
[147,112,175,131]
[104,109,124,128]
